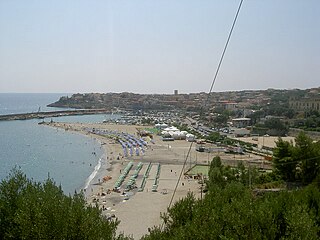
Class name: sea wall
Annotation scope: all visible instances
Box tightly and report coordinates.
[0,109,110,121]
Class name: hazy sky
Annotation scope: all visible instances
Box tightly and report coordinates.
[0,0,319,94]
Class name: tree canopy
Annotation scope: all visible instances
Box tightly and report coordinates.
[273,132,320,184]
[0,168,127,240]
[2,131,320,239]
[142,154,320,239]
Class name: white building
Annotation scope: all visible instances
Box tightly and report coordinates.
[232,118,251,128]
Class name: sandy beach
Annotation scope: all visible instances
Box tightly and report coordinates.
[47,122,268,239]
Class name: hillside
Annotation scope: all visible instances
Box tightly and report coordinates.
[48,88,319,112]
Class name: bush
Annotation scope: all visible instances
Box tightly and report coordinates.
[0,168,126,240]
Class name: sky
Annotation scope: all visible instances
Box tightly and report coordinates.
[0,0,319,94]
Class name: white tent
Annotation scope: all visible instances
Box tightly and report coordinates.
[164,126,179,132]
[186,133,195,142]
[170,131,186,140]
[160,123,168,129]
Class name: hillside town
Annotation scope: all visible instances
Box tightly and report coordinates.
[49,87,320,139]
[49,88,320,112]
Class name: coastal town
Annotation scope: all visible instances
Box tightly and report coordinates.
[45,87,320,139]
[2,0,320,238]
[49,87,320,115]
[1,88,320,238]
[31,87,319,238]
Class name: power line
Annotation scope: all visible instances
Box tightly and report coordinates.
[204,0,244,110]
[168,142,193,212]
[161,0,245,230]
[273,154,320,166]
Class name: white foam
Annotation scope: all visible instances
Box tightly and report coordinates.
[83,157,102,190]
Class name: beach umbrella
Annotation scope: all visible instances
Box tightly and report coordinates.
[123,149,127,157]
[130,147,133,156]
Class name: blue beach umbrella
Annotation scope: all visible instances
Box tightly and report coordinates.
[123,147,127,157]
[130,147,133,156]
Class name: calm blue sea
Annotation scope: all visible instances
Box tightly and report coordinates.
[0,93,119,194]
[0,93,71,114]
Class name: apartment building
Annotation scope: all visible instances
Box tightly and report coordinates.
[289,97,320,112]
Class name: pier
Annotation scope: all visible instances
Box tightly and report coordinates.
[0,109,111,121]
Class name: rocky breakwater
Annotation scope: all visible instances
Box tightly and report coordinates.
[0,109,111,121]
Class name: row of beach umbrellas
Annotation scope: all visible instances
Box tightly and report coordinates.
[86,128,148,157]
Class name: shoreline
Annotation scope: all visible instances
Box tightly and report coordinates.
[45,122,132,200]
[46,121,268,239]
[47,122,203,238]
[42,122,108,196]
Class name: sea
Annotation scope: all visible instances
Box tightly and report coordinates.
[0,93,120,194]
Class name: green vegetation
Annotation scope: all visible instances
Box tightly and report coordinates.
[273,132,320,184]
[2,132,320,239]
[262,89,301,119]
[205,132,221,142]
[293,110,320,132]
[248,110,264,125]
[254,118,289,136]
[263,103,295,119]
[211,109,233,127]
[186,165,209,177]
[0,168,127,240]
[142,133,320,239]
[144,127,160,135]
